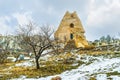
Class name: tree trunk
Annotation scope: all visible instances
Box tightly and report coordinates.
[35,57,40,69]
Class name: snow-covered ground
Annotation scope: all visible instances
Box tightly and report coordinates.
[11,54,120,80]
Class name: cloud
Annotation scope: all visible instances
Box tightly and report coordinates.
[13,12,33,25]
[87,0,120,27]
[0,16,13,35]
[0,11,33,35]
[86,0,120,40]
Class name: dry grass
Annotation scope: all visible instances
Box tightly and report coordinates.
[1,57,84,79]
[106,71,120,76]
[2,64,78,79]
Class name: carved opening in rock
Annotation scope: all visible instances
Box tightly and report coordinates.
[70,23,74,28]
[71,14,74,18]
[70,33,73,39]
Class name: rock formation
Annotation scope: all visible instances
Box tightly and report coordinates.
[51,76,61,80]
[54,11,88,48]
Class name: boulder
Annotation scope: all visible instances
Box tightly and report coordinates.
[51,76,62,80]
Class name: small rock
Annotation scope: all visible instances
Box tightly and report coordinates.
[51,76,62,80]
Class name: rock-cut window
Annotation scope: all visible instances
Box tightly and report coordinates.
[70,33,73,39]
[70,23,74,28]
[71,14,74,18]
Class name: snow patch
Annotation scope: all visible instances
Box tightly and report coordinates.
[7,57,16,62]
[110,76,120,80]
[96,74,107,80]
[15,61,34,67]
[40,54,51,61]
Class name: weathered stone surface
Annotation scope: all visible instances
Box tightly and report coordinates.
[54,11,88,48]
[51,76,62,80]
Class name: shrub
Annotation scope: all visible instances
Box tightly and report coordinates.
[106,71,120,76]
[0,51,9,63]
[89,77,96,80]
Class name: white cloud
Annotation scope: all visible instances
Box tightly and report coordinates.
[0,16,13,35]
[85,0,120,40]
[0,11,33,35]
[87,0,120,27]
[13,12,33,25]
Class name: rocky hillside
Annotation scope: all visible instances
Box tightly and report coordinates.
[10,50,120,80]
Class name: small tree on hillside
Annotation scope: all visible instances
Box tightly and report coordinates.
[17,22,53,69]
[106,35,112,44]
[100,36,106,43]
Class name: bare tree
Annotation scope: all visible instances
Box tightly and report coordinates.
[0,34,11,63]
[2,35,11,51]
[17,22,53,69]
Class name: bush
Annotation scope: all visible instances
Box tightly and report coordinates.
[0,51,9,63]
[89,77,96,80]
[106,71,120,76]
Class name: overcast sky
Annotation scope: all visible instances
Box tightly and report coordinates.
[0,0,120,41]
